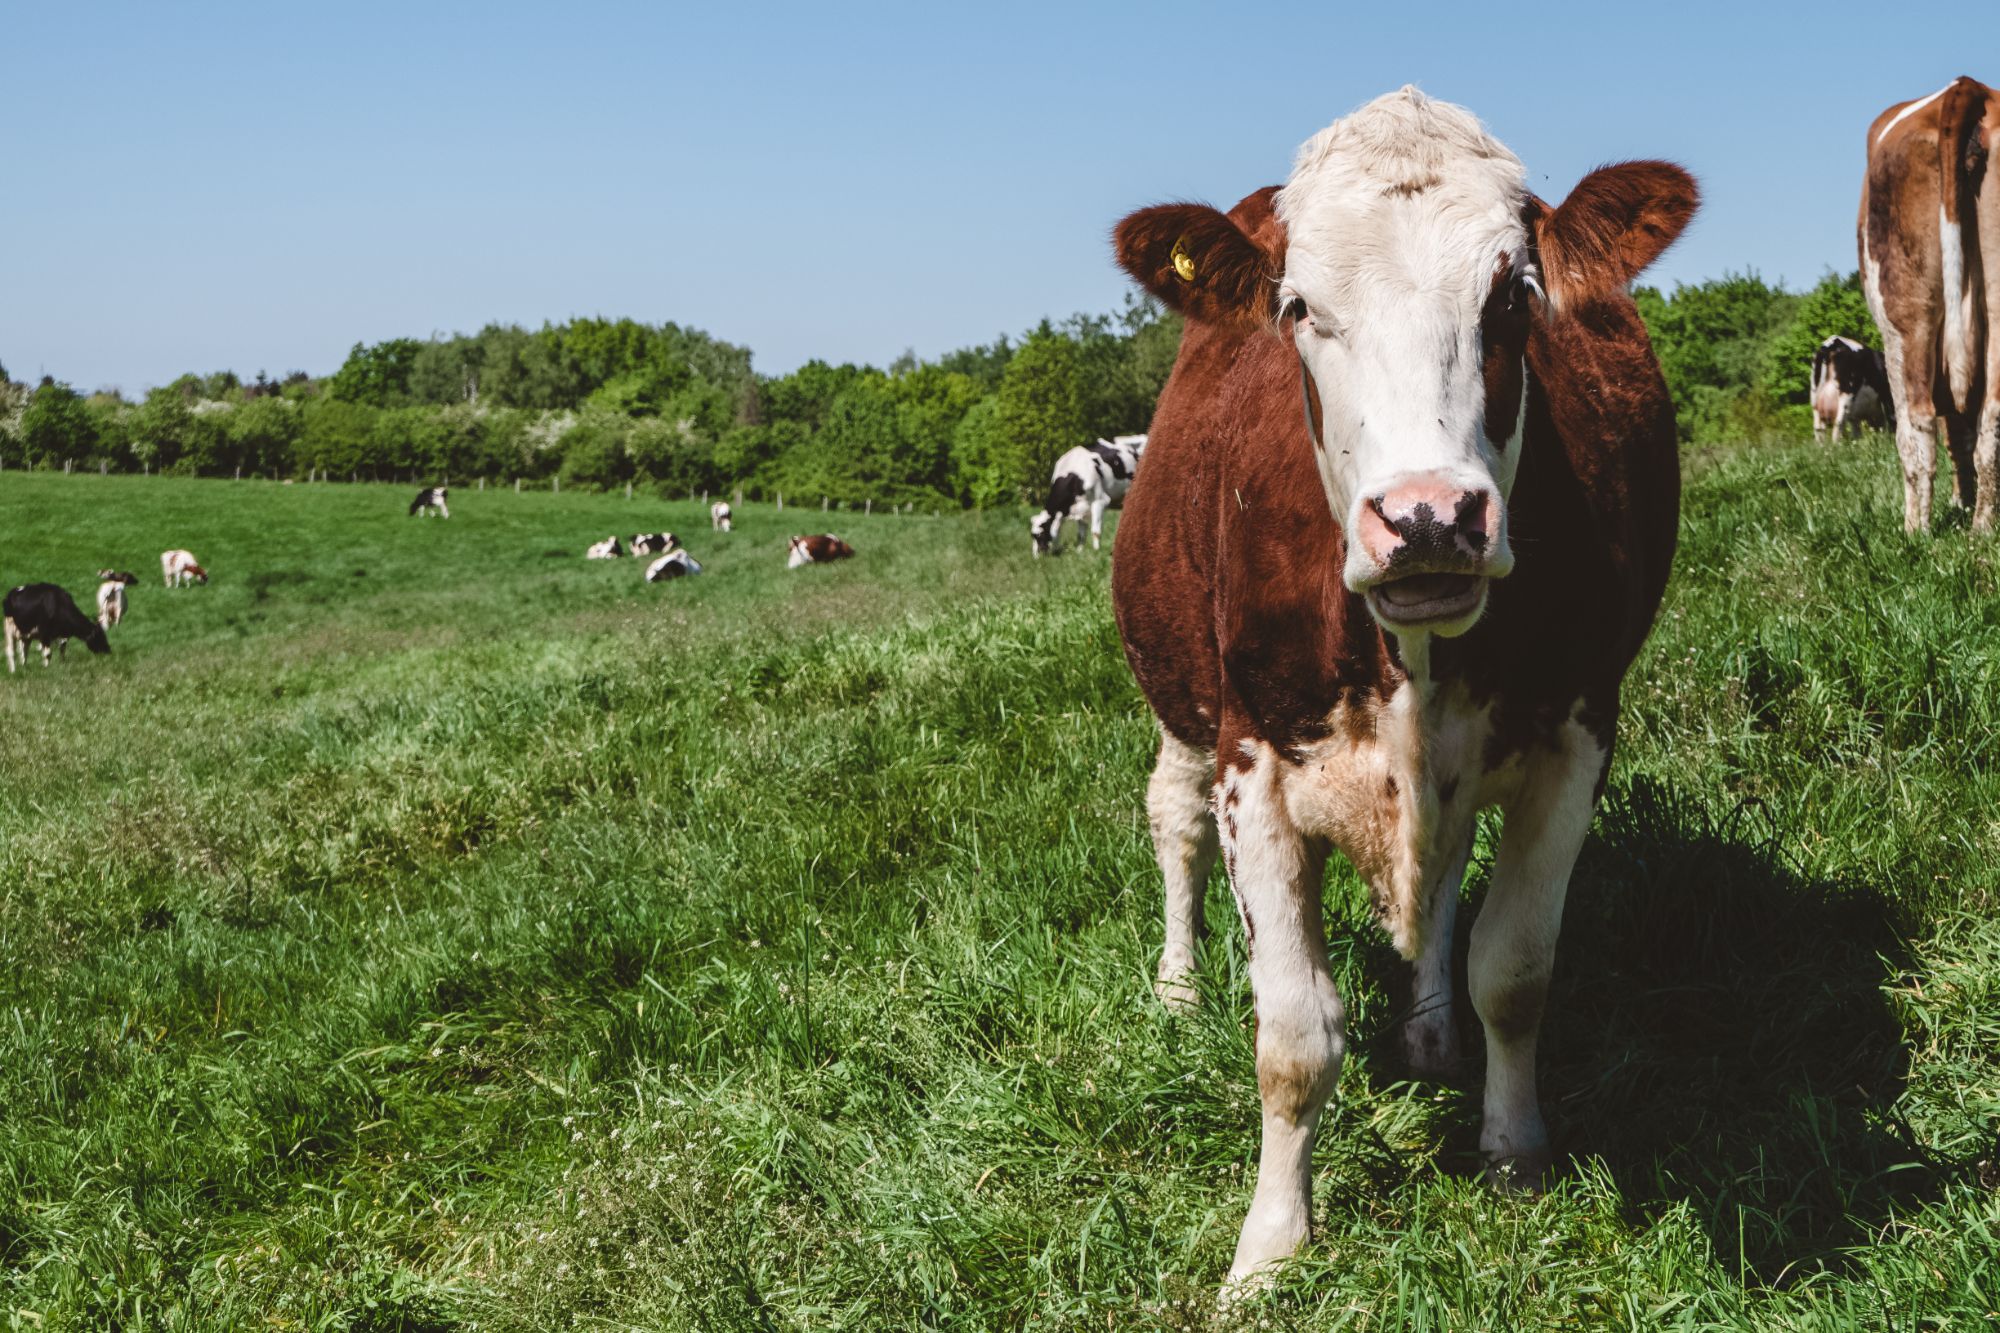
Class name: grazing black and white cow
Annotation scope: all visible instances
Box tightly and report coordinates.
[644,550,703,581]
[160,549,208,588]
[96,579,128,628]
[5,584,111,672]
[586,535,626,559]
[632,532,680,556]
[1029,434,1147,555]
[787,534,854,568]
[409,486,450,517]
[1811,336,1893,440]
[711,501,733,531]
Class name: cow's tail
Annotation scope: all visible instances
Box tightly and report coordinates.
[1938,77,1988,414]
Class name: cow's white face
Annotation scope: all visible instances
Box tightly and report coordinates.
[1116,88,1697,640]
[1275,88,1532,636]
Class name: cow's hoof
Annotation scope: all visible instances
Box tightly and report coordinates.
[1154,970,1199,1013]
[1399,1019,1468,1083]
[1480,1146,1559,1195]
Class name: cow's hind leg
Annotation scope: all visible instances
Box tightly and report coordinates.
[3,619,16,673]
[1148,731,1216,1009]
[1221,742,1343,1288]
[1945,412,1979,517]
[1895,413,1939,533]
[1089,495,1109,551]
[1470,718,1606,1188]
[1974,400,2000,534]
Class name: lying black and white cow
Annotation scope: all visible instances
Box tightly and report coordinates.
[632,532,680,556]
[1811,336,1893,440]
[5,583,110,672]
[586,535,625,559]
[1030,433,1147,555]
[645,550,703,581]
[409,486,450,517]
[711,502,733,531]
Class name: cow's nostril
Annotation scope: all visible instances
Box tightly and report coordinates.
[1454,491,1490,550]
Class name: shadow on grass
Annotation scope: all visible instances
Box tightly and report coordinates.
[1531,777,1941,1283]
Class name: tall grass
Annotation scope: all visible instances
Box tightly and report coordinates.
[0,445,1995,1330]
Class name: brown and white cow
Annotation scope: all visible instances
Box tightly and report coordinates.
[160,549,208,588]
[1110,87,1695,1289]
[1861,76,2000,532]
[786,534,853,568]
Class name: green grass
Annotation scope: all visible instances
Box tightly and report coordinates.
[1,448,1996,1331]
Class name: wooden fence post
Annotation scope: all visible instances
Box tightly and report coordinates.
[865,498,872,515]
[776,491,783,512]
[821,496,828,512]
[626,481,633,501]
[553,475,560,494]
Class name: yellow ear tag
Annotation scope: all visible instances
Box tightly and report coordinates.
[1170,236,1196,283]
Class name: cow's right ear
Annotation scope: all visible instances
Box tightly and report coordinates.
[1114,204,1278,328]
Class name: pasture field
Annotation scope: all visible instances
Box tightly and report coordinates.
[1,450,1997,1331]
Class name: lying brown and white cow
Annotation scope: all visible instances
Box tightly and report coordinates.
[1861,75,2000,531]
[786,534,853,568]
[1110,86,1695,1288]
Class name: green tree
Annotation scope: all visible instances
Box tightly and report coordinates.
[326,338,423,407]
[986,326,1086,503]
[18,380,98,467]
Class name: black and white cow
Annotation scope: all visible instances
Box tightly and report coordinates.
[5,584,110,672]
[586,535,625,559]
[711,502,733,531]
[632,532,680,556]
[1029,433,1147,555]
[645,550,703,581]
[1811,336,1893,440]
[409,486,450,517]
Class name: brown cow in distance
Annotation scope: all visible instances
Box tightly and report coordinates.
[1110,87,1695,1291]
[1861,75,2000,532]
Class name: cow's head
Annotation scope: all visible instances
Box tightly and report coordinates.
[1115,87,1696,638]
[1029,510,1057,556]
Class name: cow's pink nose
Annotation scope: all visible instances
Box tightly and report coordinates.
[1356,481,1496,572]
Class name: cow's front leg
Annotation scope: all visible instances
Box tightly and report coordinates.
[1089,496,1109,551]
[1220,744,1343,1287]
[1402,825,1473,1078]
[1470,718,1606,1187]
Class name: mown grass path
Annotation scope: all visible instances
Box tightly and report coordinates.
[1,453,1996,1330]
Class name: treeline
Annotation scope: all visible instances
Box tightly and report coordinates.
[1634,270,1880,443]
[0,303,1179,508]
[0,269,1884,496]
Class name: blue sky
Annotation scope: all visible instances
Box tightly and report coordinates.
[2,1,1991,393]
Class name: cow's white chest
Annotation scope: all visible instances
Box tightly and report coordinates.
[1278,682,1519,954]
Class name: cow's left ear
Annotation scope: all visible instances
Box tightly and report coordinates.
[1530,161,1699,305]
[1114,203,1279,328]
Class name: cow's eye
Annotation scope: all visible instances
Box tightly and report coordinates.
[1284,296,1309,325]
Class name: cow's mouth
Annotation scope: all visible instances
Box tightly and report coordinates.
[1368,572,1487,626]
